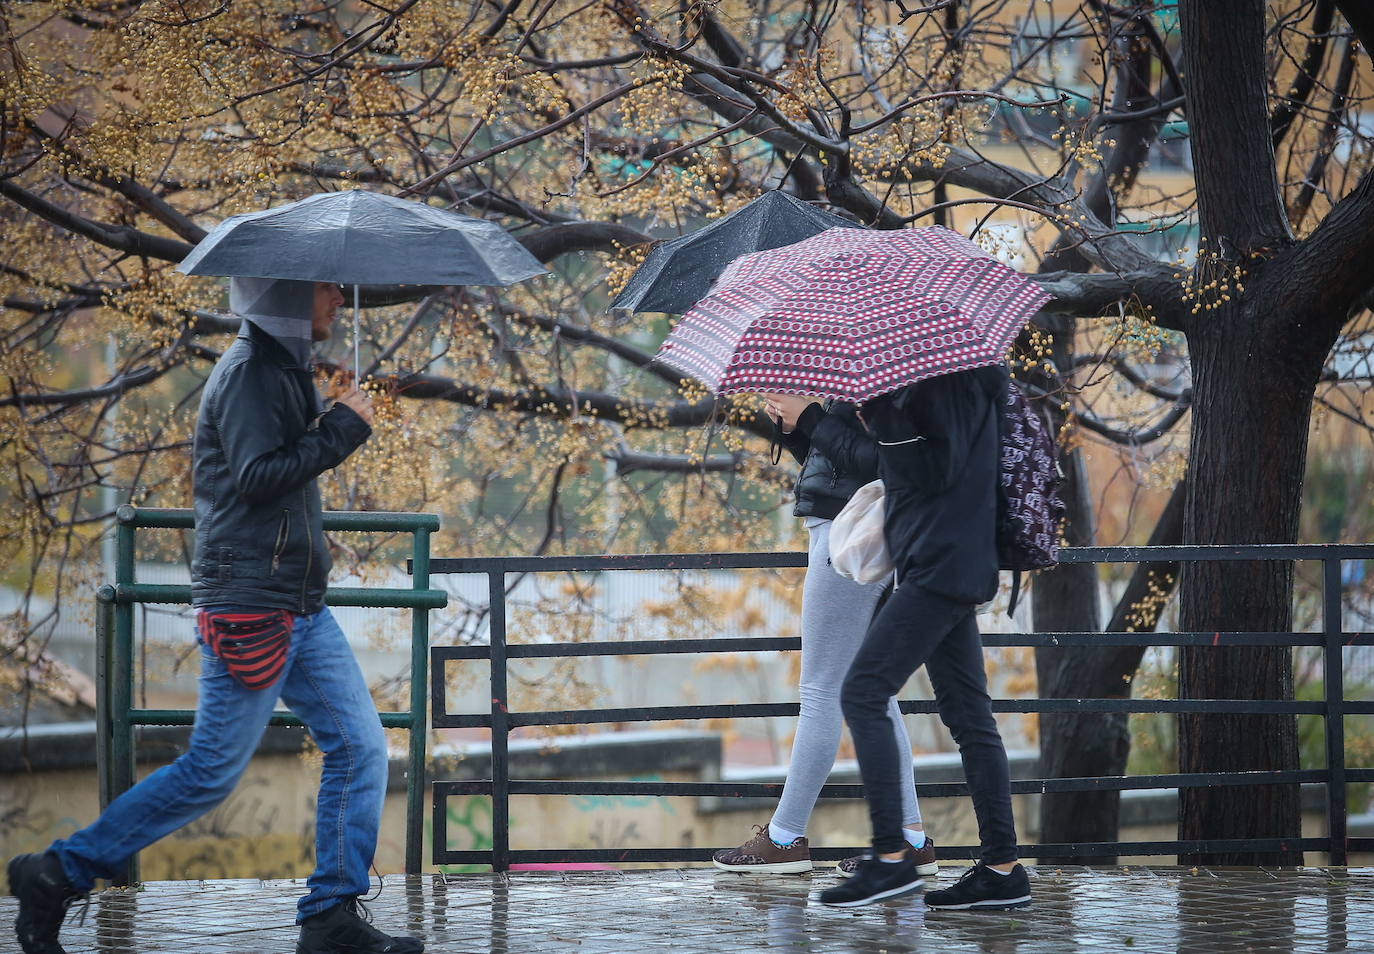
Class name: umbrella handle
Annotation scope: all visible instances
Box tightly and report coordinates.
[353,284,360,384]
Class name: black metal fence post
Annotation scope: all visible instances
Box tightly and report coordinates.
[489,570,511,873]
[1324,556,1348,866]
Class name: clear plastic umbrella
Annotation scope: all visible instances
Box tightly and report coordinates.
[178,190,546,377]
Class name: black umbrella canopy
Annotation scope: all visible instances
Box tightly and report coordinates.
[177,190,546,287]
[610,191,857,315]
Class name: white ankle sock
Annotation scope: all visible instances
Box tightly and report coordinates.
[904,830,926,850]
[768,821,804,846]
[987,865,1015,876]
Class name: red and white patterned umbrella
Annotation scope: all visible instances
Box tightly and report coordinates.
[654,226,1052,403]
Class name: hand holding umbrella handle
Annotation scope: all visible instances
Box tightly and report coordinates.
[761,392,814,432]
[335,386,374,427]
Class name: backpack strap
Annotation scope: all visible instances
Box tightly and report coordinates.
[1006,569,1022,618]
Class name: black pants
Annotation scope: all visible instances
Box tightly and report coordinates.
[840,583,1018,863]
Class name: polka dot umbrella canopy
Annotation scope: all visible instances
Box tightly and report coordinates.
[654,226,1053,403]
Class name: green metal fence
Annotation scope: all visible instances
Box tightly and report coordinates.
[95,505,446,883]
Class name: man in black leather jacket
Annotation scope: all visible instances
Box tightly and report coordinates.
[9,278,425,954]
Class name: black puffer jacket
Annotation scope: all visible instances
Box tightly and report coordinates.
[191,323,372,612]
[777,401,879,520]
[860,365,1006,604]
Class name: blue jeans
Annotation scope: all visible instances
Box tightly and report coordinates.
[50,607,388,921]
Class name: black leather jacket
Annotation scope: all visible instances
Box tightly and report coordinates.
[777,401,879,520]
[191,323,372,612]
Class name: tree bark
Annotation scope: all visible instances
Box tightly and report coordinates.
[1176,301,1331,866]
[1171,0,1358,866]
[1179,0,1292,253]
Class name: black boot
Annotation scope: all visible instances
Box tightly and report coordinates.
[296,898,424,954]
[8,853,84,954]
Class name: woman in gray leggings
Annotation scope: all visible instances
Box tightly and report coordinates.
[712,394,936,875]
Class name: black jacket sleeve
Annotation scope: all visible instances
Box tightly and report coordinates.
[212,359,373,505]
[796,402,878,478]
[775,417,811,467]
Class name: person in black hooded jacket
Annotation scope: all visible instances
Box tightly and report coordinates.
[818,365,1030,911]
[712,396,936,877]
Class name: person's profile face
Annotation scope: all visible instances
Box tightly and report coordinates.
[311,283,345,342]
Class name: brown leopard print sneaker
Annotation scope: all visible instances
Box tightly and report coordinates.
[837,835,938,876]
[712,825,812,873]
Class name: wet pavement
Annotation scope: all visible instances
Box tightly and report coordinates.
[7,866,1371,953]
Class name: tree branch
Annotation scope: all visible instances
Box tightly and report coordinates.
[1282,165,1374,337]
[1335,0,1374,62]
[0,179,194,261]
[609,446,743,475]
[375,369,776,438]
[402,80,653,195]
[1106,477,1187,635]
[1270,0,1335,148]
[0,364,175,408]
[518,221,653,261]
[1033,269,1183,330]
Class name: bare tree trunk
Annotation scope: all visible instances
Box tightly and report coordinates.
[1176,314,1319,866]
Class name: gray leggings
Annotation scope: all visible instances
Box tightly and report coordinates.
[771,518,922,836]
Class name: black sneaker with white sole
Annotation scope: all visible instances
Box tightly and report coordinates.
[817,858,923,907]
[923,862,1030,910]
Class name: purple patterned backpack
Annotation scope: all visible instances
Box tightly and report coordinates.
[996,379,1065,613]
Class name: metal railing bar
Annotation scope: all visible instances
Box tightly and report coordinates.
[431,713,495,728]
[1058,544,1374,561]
[433,770,1326,801]
[426,544,1374,578]
[406,527,432,873]
[496,698,1328,727]
[1323,557,1348,866]
[983,632,1338,647]
[488,572,512,873]
[102,582,447,609]
[429,632,1347,662]
[116,506,439,533]
[125,709,415,730]
[430,552,809,573]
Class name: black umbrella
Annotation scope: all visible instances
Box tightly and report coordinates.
[178,190,545,376]
[610,191,857,315]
